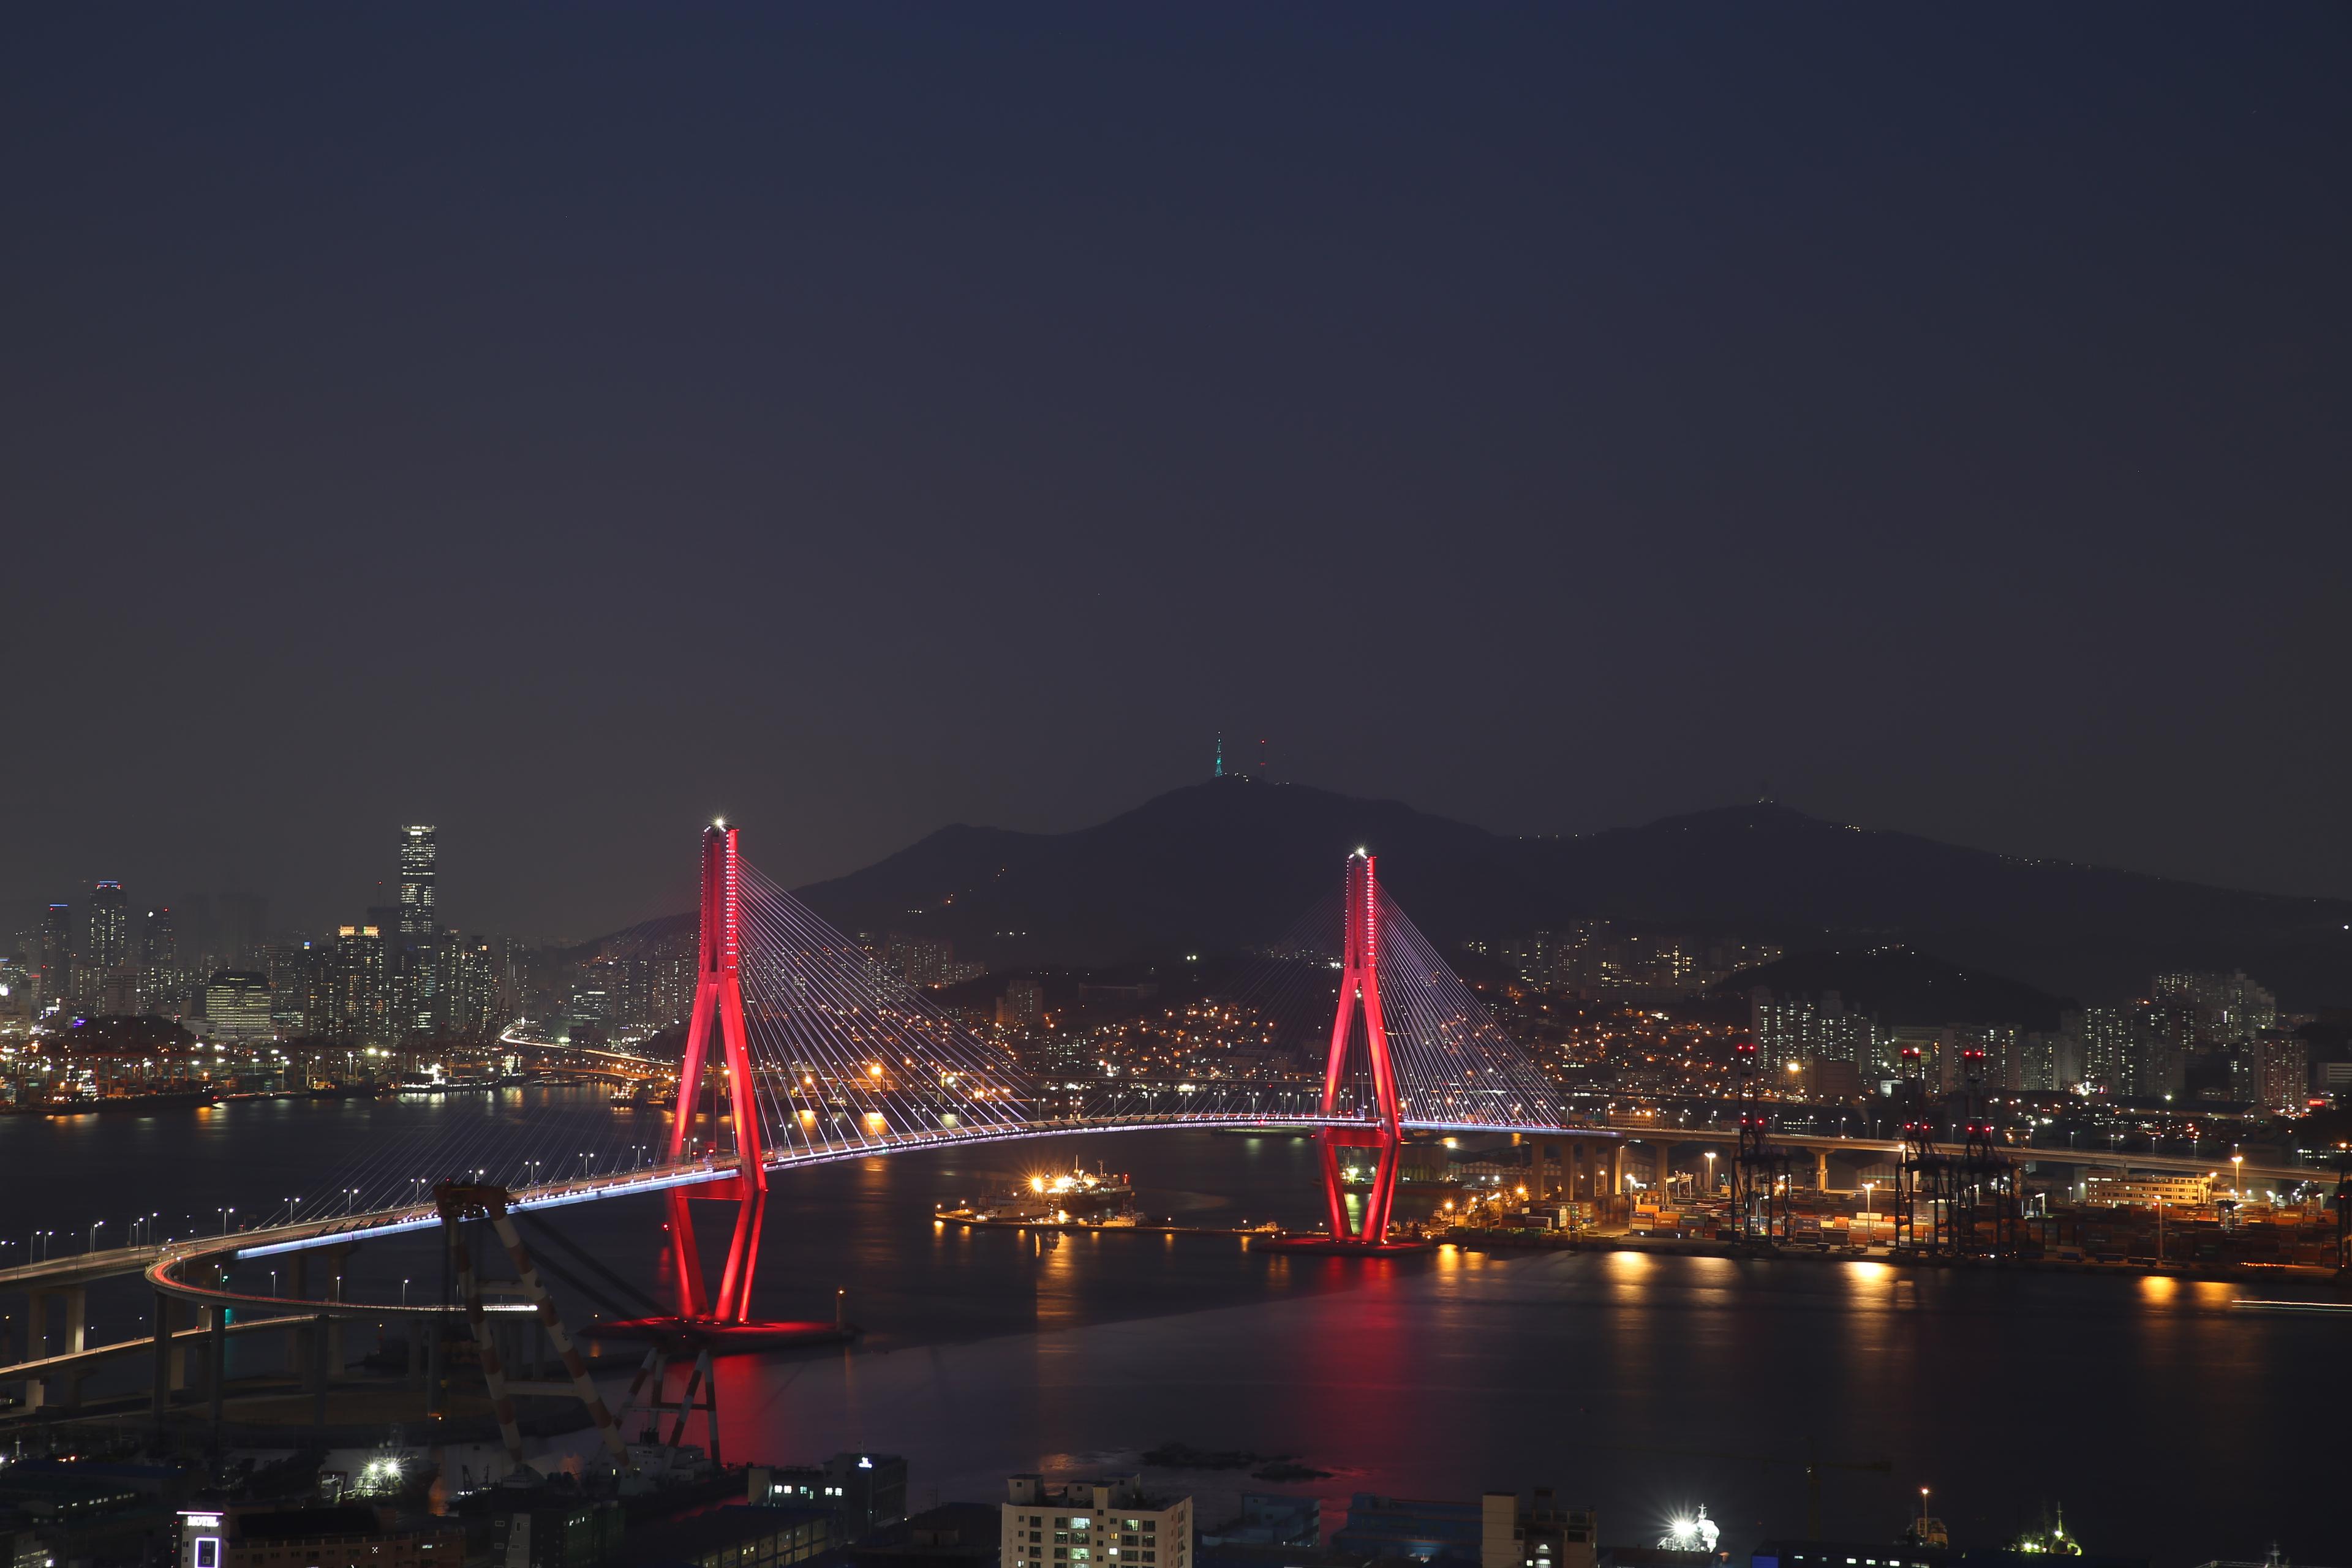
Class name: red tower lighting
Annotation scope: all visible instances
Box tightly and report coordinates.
[1315,852,1404,1245]
[665,821,769,1322]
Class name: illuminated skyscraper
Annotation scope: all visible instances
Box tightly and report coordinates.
[396,825,439,1034]
[140,905,178,1014]
[37,903,73,1007]
[398,826,437,937]
[204,971,274,1042]
[87,880,129,978]
[312,923,388,1042]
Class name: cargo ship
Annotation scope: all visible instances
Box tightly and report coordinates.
[956,1159,1138,1224]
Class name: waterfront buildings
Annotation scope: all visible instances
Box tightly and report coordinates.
[1002,1476,1188,1568]
[2082,1169,2212,1208]
[750,1454,908,1541]
[1481,1489,1597,1568]
[202,973,274,1042]
[620,1507,835,1568]
[176,1506,463,1568]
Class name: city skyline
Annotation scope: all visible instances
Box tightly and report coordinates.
[2,11,2347,1559]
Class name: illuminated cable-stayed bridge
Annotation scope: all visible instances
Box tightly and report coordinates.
[110,823,1598,1323]
[7,823,2325,1421]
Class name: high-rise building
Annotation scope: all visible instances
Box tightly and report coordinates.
[140,905,179,1014]
[997,977,1046,1030]
[311,924,389,1043]
[37,903,74,1008]
[268,941,317,1034]
[1951,1024,2022,1093]
[87,880,129,978]
[2018,1028,2082,1092]
[395,825,440,1034]
[2250,1032,2310,1115]
[2138,1001,2198,1099]
[2152,970,2277,1045]
[140,906,176,973]
[2067,1004,2192,1100]
[398,825,437,935]
[1751,989,1879,1072]
[884,933,956,989]
[438,931,513,1039]
[204,972,274,1042]
[0,957,30,1025]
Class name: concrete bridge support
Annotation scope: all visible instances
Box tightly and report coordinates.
[1524,1138,1625,1210]
[285,1246,352,1388]
[149,1292,189,1417]
[20,1285,87,1411]
[206,1305,226,1430]
[309,1313,330,1427]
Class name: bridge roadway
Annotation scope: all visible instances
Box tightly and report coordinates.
[1639,1126,2322,1189]
[0,1114,1621,1390]
[0,1114,2324,1392]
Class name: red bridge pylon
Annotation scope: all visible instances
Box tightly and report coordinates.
[667,821,768,1322]
[589,822,854,1356]
[1274,851,1422,1253]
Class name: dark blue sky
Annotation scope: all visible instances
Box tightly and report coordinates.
[3,5,2346,938]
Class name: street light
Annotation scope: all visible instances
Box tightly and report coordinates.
[1863,1181,1875,1216]
[2231,1153,2244,1199]
[1703,1151,1717,1191]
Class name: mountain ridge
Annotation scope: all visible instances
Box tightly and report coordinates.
[788,779,2352,1006]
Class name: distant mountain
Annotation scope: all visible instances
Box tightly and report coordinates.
[792,778,1545,967]
[1713,946,2073,1031]
[789,778,2352,1006]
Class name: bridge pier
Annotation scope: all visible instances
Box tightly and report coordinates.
[151,1294,173,1419]
[424,1306,447,1417]
[207,1302,226,1431]
[324,1248,349,1376]
[309,1313,330,1427]
[288,1254,312,1379]
[20,1285,88,1411]
[1815,1148,1833,1191]
[20,1289,40,1409]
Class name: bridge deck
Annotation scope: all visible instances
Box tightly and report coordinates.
[0,1116,2316,1325]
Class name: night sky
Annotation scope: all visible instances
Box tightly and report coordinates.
[4,6,2346,940]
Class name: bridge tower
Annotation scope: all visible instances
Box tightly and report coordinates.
[666,822,768,1322]
[1315,852,1404,1246]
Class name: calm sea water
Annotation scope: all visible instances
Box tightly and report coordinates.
[3,1090,2342,1566]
